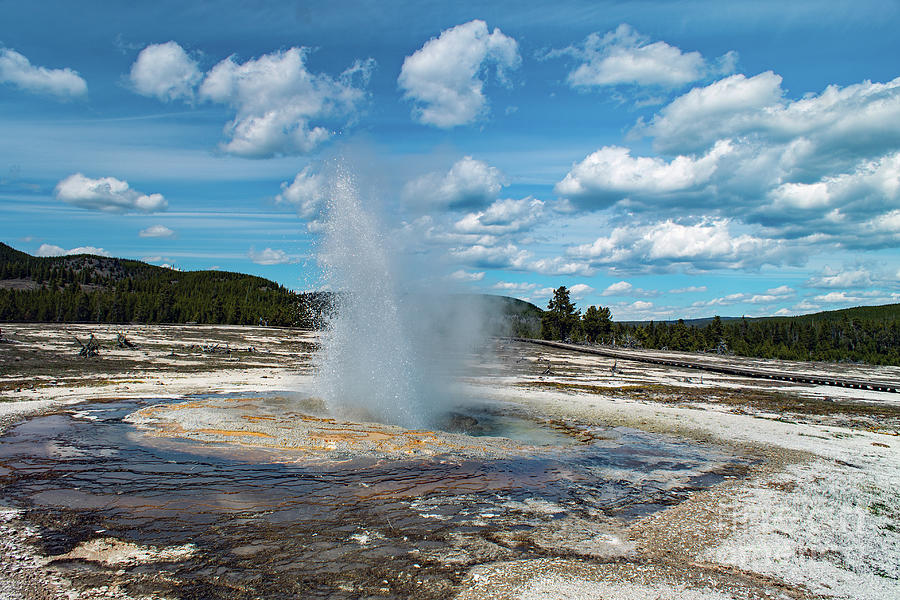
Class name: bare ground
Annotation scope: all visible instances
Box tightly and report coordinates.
[0,324,897,600]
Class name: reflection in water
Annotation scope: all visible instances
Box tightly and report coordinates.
[0,396,749,599]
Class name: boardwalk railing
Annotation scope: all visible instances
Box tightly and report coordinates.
[509,338,900,394]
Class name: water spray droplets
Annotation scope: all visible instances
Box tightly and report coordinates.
[314,165,428,428]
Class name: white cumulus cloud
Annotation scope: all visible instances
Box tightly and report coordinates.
[806,266,874,289]
[765,285,795,297]
[449,270,485,282]
[864,209,900,238]
[556,140,732,207]
[35,244,67,257]
[638,71,785,153]
[492,281,538,292]
[0,48,87,98]
[55,173,167,212]
[276,166,328,221]
[601,281,633,296]
[454,198,544,235]
[527,256,596,277]
[36,243,110,257]
[398,20,520,128]
[128,42,373,157]
[763,151,900,229]
[814,291,864,304]
[569,283,595,298]
[449,242,530,269]
[629,300,654,311]
[556,72,900,251]
[403,156,505,210]
[129,41,202,102]
[641,72,900,159]
[692,285,794,308]
[529,287,558,301]
[248,247,295,265]
[143,256,174,264]
[569,219,788,272]
[600,279,658,297]
[139,225,175,238]
[199,48,372,157]
[558,24,732,89]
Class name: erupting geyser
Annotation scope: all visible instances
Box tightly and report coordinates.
[312,163,485,428]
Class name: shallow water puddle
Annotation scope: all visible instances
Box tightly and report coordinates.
[0,395,749,599]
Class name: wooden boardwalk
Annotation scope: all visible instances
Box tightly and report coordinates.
[512,338,900,394]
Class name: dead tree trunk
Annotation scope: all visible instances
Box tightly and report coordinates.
[116,331,137,349]
[72,333,100,357]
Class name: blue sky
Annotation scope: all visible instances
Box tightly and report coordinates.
[2,0,899,319]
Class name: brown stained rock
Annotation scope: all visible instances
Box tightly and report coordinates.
[52,537,197,567]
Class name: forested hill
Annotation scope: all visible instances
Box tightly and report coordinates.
[609,304,900,365]
[532,285,899,366]
[624,304,900,327]
[0,242,325,326]
[0,243,542,333]
[760,303,900,325]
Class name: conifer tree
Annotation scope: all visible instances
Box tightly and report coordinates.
[541,286,580,341]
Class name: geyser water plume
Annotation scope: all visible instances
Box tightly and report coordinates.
[313,163,487,429]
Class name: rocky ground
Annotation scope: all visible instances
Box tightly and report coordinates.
[0,324,898,599]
